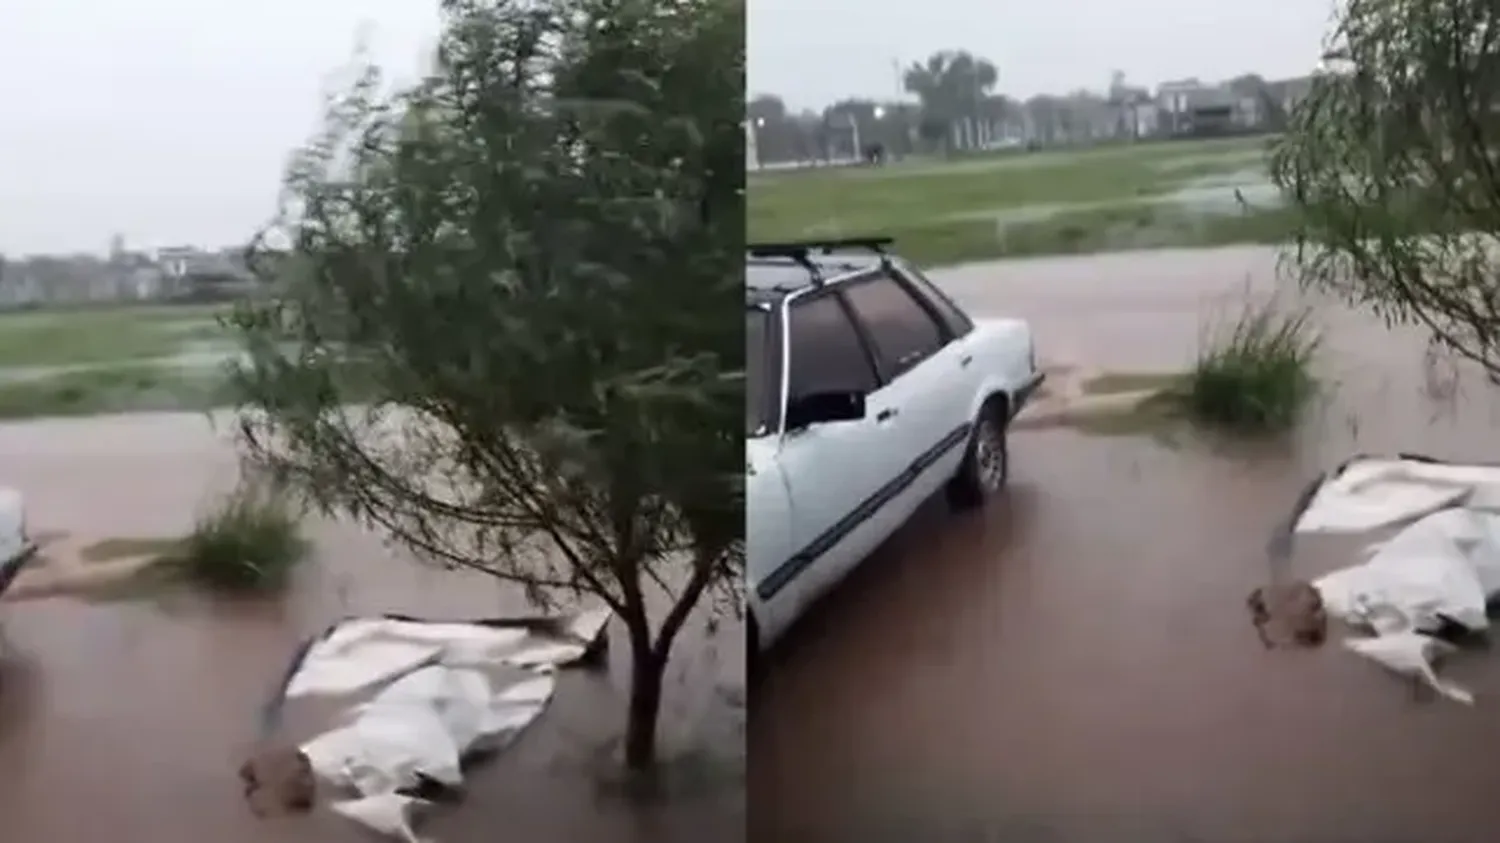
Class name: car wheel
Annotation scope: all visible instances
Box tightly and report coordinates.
[947,397,1009,510]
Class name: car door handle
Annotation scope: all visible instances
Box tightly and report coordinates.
[876,407,899,423]
[960,354,973,368]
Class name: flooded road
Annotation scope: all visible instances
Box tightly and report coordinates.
[0,413,743,842]
[10,244,1500,843]
[751,246,1500,842]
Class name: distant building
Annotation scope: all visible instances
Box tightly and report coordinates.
[156,246,198,281]
[1265,76,1316,120]
[154,246,256,301]
[1157,78,1207,135]
[1154,79,1265,137]
[1128,98,1160,138]
[116,265,166,300]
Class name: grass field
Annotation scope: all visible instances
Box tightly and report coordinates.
[0,303,234,419]
[748,136,1298,266]
[0,140,1290,423]
[0,304,226,368]
[0,303,388,421]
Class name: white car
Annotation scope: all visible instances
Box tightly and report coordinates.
[746,238,1044,655]
[0,486,36,598]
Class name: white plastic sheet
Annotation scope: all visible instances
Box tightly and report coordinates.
[329,793,430,843]
[279,608,611,840]
[1296,457,1500,533]
[1293,456,1500,704]
[1343,632,1474,704]
[1313,508,1500,636]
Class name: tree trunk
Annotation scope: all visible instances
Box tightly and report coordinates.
[623,622,666,771]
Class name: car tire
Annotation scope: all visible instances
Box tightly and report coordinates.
[947,396,1010,510]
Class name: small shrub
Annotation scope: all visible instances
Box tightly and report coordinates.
[1175,297,1321,434]
[174,480,308,593]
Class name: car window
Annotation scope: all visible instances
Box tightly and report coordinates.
[747,307,777,436]
[786,293,879,400]
[897,263,974,338]
[840,272,947,379]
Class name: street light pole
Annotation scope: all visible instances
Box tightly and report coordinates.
[746,117,765,170]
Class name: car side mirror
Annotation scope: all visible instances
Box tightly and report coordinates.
[784,390,867,431]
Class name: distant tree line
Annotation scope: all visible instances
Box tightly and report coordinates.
[749,49,1296,165]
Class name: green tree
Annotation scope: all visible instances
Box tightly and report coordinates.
[227,0,744,772]
[1270,0,1500,376]
[903,50,999,148]
[748,93,787,124]
[748,93,812,164]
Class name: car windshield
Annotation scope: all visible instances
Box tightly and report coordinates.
[747,307,774,437]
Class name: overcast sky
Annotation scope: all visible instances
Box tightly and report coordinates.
[0,0,440,256]
[749,0,1339,112]
[2,1,1339,255]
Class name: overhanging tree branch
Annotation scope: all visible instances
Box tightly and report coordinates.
[223,0,744,772]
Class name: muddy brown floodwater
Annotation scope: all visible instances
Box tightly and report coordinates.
[0,413,744,842]
[751,246,1500,843]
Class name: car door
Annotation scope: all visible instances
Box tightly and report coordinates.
[766,289,902,617]
[895,259,984,409]
[839,268,973,507]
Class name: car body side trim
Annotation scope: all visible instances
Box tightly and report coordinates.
[754,420,972,601]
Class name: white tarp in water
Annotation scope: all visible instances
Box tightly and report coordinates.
[258,607,611,841]
[1293,456,1500,533]
[1288,455,1500,704]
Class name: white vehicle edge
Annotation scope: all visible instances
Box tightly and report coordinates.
[745,242,1043,656]
[0,486,38,600]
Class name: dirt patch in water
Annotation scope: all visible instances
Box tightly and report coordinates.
[79,536,183,563]
[1080,370,1184,395]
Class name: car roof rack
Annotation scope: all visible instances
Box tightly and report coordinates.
[746,237,895,285]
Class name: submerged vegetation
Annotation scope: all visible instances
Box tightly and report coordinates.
[1054,298,1321,439]
[1175,298,1322,434]
[174,480,309,593]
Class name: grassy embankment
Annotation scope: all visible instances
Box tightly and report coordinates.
[748,135,1300,267]
[0,304,231,419]
[1062,299,1322,438]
